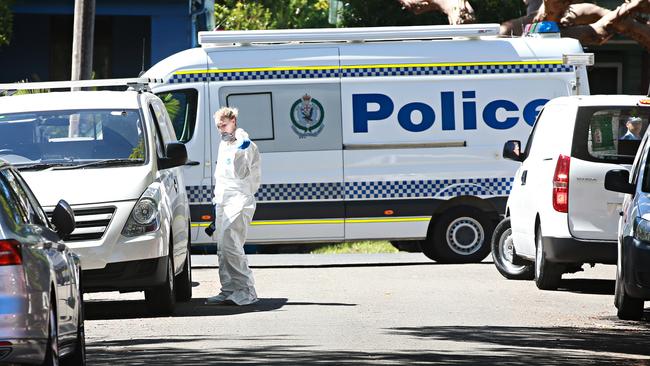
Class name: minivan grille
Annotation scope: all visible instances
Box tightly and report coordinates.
[47,206,116,242]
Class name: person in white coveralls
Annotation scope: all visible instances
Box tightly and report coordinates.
[206,107,261,305]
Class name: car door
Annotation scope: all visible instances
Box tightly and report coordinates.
[0,169,77,339]
[568,106,649,241]
[149,98,189,273]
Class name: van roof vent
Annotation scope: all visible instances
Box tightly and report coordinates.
[198,24,500,47]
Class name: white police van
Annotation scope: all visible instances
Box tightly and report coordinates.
[145,23,592,263]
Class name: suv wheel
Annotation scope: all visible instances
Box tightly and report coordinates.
[423,207,494,263]
[615,265,644,320]
[145,254,176,316]
[534,226,563,290]
[491,218,534,280]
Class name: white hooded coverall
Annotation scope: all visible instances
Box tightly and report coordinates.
[213,128,261,305]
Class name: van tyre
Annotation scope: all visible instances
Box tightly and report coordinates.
[424,207,494,263]
[145,254,175,316]
[491,218,534,280]
[175,228,193,302]
[534,227,563,290]
[390,240,422,253]
[615,267,644,320]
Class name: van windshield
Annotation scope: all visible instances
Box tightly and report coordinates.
[0,109,146,169]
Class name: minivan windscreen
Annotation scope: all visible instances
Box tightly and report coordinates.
[0,109,147,169]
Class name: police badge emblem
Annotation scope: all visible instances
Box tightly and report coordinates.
[290,94,324,137]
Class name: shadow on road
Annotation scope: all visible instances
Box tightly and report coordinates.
[85,298,356,320]
[86,325,650,365]
[556,278,615,295]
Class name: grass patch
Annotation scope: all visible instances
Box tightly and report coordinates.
[309,241,398,254]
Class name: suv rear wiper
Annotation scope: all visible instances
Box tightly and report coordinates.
[53,158,144,170]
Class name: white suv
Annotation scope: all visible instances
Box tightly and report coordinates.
[0,78,193,314]
[494,95,647,290]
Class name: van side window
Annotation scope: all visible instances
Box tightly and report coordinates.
[573,107,650,164]
[156,89,198,143]
[226,93,274,140]
[0,170,28,225]
[1,169,46,226]
[631,134,648,184]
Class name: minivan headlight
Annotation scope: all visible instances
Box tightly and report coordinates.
[122,197,160,237]
[633,217,650,243]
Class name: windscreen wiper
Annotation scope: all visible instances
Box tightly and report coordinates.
[53,158,144,170]
[15,162,75,171]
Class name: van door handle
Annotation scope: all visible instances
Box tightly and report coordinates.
[521,170,527,185]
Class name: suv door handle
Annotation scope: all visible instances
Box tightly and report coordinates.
[521,170,528,185]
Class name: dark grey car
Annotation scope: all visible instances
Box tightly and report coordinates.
[0,160,84,365]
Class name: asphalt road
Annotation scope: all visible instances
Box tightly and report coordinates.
[83,254,650,365]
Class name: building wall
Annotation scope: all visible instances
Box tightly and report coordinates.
[0,0,193,82]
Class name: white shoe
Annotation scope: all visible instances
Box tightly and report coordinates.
[227,289,258,306]
[205,292,231,304]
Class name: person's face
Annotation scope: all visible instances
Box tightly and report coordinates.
[217,116,237,134]
[627,120,642,135]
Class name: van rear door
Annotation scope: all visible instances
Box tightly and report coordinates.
[568,105,649,240]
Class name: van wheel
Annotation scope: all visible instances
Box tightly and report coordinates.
[615,266,644,320]
[491,218,534,280]
[424,207,494,263]
[175,228,193,302]
[534,226,563,290]
[145,254,175,316]
[43,298,59,366]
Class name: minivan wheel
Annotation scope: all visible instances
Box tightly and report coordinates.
[491,218,534,280]
[145,254,176,316]
[615,267,644,320]
[534,226,563,290]
[43,299,59,366]
[424,207,494,263]
[175,229,193,302]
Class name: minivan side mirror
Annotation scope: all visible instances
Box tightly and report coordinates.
[51,199,75,239]
[604,169,635,194]
[503,140,524,162]
[159,142,188,169]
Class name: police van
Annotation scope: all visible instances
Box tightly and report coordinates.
[144,23,592,263]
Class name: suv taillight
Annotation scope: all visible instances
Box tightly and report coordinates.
[0,239,22,266]
[552,154,571,213]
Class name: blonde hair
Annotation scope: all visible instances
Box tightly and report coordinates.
[214,107,239,124]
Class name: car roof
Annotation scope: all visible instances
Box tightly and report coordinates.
[0,90,143,114]
[551,94,650,107]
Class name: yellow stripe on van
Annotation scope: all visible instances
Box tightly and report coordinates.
[191,216,431,228]
[173,60,564,75]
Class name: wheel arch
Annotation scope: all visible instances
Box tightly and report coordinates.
[426,196,501,239]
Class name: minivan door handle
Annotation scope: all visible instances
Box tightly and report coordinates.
[521,170,528,185]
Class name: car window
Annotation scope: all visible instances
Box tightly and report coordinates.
[11,170,51,228]
[573,106,650,164]
[523,108,544,157]
[148,104,166,158]
[0,169,44,226]
[0,169,28,226]
[0,109,147,165]
[156,89,198,143]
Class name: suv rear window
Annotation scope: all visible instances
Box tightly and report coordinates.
[572,106,650,164]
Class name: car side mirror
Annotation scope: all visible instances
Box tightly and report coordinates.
[503,140,524,162]
[51,199,75,239]
[159,142,188,169]
[604,169,635,194]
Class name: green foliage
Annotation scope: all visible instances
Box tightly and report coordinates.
[339,0,526,27]
[159,92,181,121]
[129,139,145,160]
[0,0,12,47]
[214,0,331,30]
[310,241,398,254]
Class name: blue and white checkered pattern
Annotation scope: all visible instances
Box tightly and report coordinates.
[186,177,514,204]
[341,64,573,78]
[169,63,573,84]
